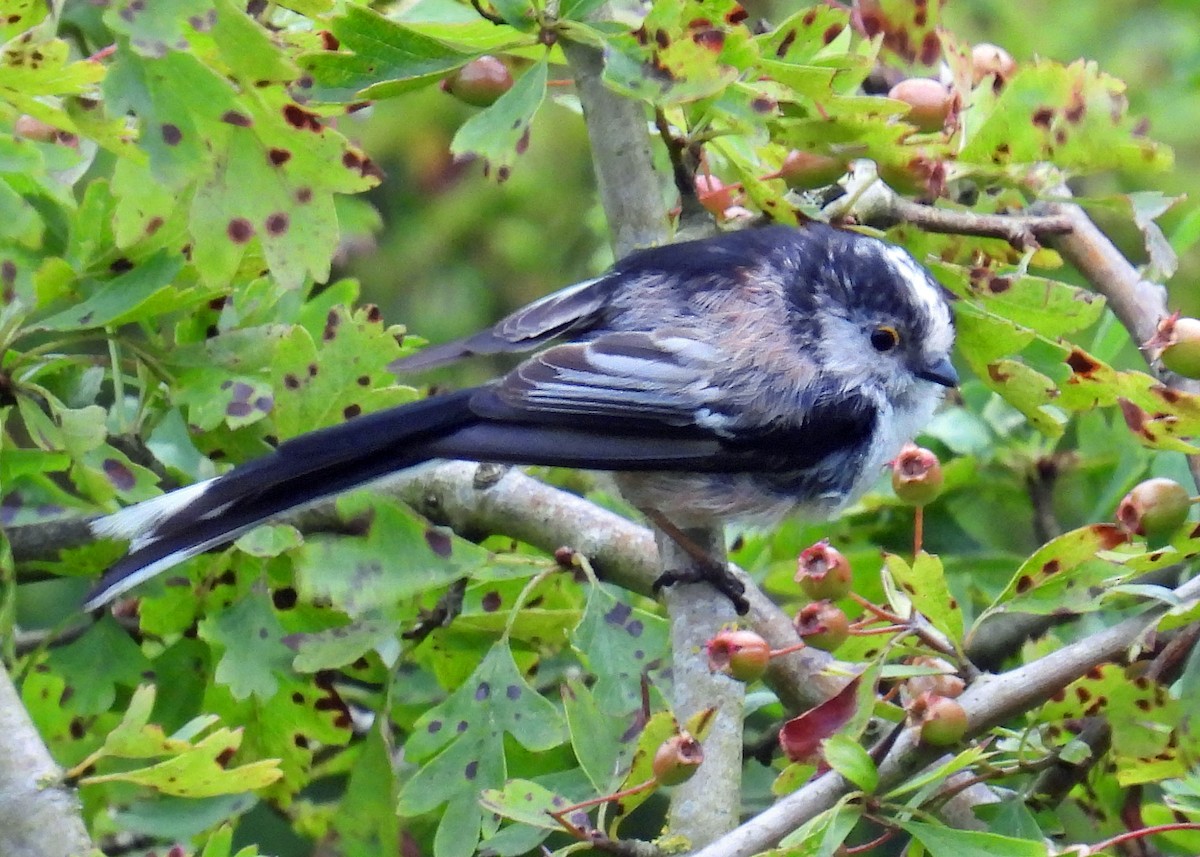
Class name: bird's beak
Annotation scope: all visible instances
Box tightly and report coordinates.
[914,355,959,388]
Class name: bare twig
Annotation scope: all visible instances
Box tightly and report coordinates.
[824,162,1075,250]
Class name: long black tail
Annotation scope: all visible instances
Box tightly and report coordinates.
[85,387,732,609]
[85,389,486,609]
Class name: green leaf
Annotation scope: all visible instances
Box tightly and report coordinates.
[450,55,547,182]
[1037,663,1186,786]
[899,820,1050,857]
[334,724,402,857]
[0,36,105,97]
[479,779,571,831]
[299,4,475,101]
[960,59,1172,174]
[290,617,398,672]
[32,250,185,331]
[270,304,411,438]
[84,727,282,797]
[0,0,48,43]
[294,494,477,615]
[776,795,863,854]
[600,0,758,106]
[570,584,670,715]
[606,710,680,833]
[399,642,565,857]
[821,733,878,793]
[562,676,633,792]
[111,795,258,843]
[48,615,153,714]
[979,524,1130,619]
[882,552,964,646]
[933,261,1106,338]
[210,0,298,83]
[199,593,294,700]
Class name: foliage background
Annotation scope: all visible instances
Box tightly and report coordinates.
[2,0,1200,856]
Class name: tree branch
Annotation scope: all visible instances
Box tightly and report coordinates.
[688,573,1200,857]
[0,660,95,857]
[823,162,1075,250]
[560,28,747,846]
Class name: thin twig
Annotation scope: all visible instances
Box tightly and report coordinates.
[823,162,1075,251]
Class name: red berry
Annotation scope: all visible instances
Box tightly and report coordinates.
[795,601,849,652]
[695,174,739,217]
[1116,477,1191,540]
[892,444,944,507]
[706,629,771,682]
[442,56,513,107]
[795,540,853,601]
[14,115,57,142]
[652,733,704,786]
[888,78,953,132]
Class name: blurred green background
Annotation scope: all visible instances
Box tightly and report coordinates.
[343,0,1200,368]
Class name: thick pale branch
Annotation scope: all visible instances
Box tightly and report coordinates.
[9,463,845,711]
[0,661,94,857]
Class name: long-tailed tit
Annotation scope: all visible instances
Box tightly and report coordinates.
[85,223,956,611]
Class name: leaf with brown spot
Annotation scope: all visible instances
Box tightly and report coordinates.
[961,58,1172,173]
[270,300,411,439]
[298,4,475,100]
[854,0,946,66]
[292,495,478,615]
[978,524,1132,623]
[450,57,548,183]
[1037,664,1186,786]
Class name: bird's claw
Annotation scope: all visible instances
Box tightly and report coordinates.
[653,559,749,615]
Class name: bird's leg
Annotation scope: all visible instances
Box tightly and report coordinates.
[644,509,749,614]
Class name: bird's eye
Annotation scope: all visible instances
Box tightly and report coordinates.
[870,325,900,352]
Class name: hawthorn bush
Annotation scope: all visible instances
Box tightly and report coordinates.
[2,1,1199,856]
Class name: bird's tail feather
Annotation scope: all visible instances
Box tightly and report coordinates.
[85,390,482,609]
[86,387,736,610]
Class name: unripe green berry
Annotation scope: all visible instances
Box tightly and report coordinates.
[892,444,944,507]
[706,629,770,682]
[1154,315,1200,379]
[913,693,969,746]
[778,150,845,190]
[795,601,849,652]
[1117,477,1191,540]
[652,733,704,786]
[795,540,853,601]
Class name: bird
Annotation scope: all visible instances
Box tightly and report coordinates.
[84,222,957,612]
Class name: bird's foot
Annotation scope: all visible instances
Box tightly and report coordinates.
[652,559,749,615]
